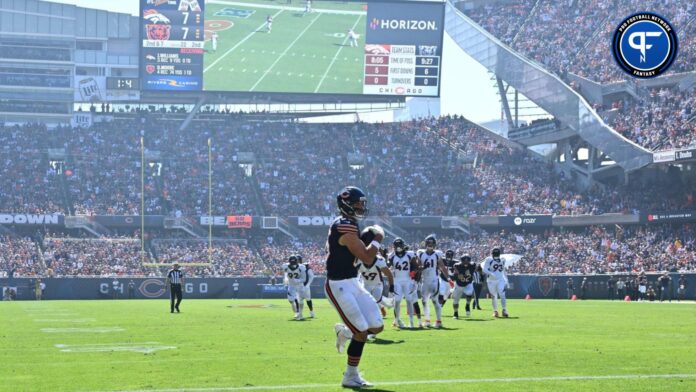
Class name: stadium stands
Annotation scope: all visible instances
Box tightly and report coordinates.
[461,1,696,152]
[0,236,42,278]
[462,0,695,84]
[2,116,692,218]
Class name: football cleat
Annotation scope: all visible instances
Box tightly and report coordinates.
[424,320,431,328]
[453,312,458,320]
[434,321,443,329]
[466,310,471,317]
[502,310,509,318]
[493,311,499,318]
[396,319,406,329]
[342,372,374,388]
[335,324,351,353]
[418,320,424,329]
[310,311,315,318]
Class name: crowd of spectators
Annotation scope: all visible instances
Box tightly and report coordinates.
[408,223,696,274]
[1,222,695,277]
[42,237,148,277]
[462,0,695,85]
[255,236,327,276]
[2,116,695,217]
[605,86,696,151]
[0,236,42,278]
[152,239,263,277]
[0,124,65,214]
[461,1,696,150]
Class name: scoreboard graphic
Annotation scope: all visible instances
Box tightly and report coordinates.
[141,0,205,91]
[363,1,444,96]
[140,0,445,97]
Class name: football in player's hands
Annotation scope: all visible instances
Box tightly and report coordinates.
[359,225,385,244]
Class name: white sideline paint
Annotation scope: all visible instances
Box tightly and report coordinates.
[115,373,696,392]
[248,13,323,91]
[34,318,95,323]
[55,342,176,354]
[204,9,285,73]
[41,327,124,333]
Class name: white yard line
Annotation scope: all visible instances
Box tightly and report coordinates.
[115,373,696,392]
[313,15,363,93]
[204,9,284,73]
[248,13,322,92]
[207,0,366,16]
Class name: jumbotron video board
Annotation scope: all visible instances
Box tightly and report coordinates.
[140,0,445,97]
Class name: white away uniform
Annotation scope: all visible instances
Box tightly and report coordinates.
[359,256,387,302]
[418,249,447,299]
[417,249,446,325]
[283,263,307,301]
[482,256,507,296]
[388,250,419,327]
[483,256,508,315]
[389,251,417,302]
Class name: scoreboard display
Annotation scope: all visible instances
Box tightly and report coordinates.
[141,0,205,91]
[362,1,443,96]
[140,0,445,97]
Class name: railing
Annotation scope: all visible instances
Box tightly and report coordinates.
[445,1,653,171]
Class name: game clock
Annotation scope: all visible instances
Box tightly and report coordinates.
[106,77,140,90]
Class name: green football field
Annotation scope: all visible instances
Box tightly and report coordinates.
[203,0,367,94]
[2,299,696,391]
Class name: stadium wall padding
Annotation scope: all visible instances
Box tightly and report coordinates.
[2,274,694,301]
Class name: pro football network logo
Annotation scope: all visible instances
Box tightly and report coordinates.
[612,13,678,78]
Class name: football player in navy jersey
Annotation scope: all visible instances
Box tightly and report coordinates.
[325,186,384,388]
[452,254,476,319]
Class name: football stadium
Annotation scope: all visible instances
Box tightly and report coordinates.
[1,0,696,391]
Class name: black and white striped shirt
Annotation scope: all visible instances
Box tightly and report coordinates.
[472,271,481,285]
[167,269,184,285]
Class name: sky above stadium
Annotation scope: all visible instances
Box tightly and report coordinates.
[53,0,502,124]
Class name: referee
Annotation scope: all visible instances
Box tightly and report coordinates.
[472,263,484,310]
[166,263,184,313]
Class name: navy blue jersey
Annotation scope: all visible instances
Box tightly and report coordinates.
[441,258,456,281]
[452,262,476,287]
[326,216,360,280]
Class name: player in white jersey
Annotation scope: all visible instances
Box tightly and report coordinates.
[482,248,509,318]
[348,29,359,47]
[358,251,394,319]
[283,255,308,320]
[297,255,315,318]
[416,235,450,328]
[388,238,421,328]
[211,32,218,53]
[266,15,273,33]
[305,0,312,14]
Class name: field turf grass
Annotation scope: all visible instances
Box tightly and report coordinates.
[203,0,366,94]
[2,299,696,391]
